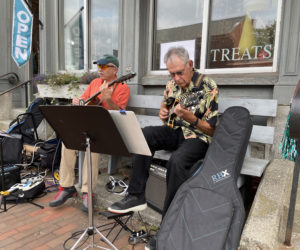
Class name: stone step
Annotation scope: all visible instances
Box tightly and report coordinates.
[290,193,300,234]
[291,232,300,249]
[11,107,26,120]
[0,120,11,131]
[283,172,300,237]
[0,108,25,131]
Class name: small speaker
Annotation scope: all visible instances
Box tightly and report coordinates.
[145,164,167,213]
[0,165,21,191]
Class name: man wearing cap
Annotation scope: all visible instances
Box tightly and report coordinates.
[49,54,130,212]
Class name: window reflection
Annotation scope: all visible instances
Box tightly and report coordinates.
[153,0,204,70]
[91,0,119,69]
[207,0,277,69]
[64,0,84,71]
[153,0,278,71]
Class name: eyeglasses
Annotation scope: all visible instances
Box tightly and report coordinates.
[97,64,116,70]
[169,69,185,78]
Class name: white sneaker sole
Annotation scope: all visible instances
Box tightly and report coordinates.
[108,203,147,214]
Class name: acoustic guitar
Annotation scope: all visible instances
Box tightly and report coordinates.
[167,90,203,128]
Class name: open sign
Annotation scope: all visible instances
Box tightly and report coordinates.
[12,0,33,67]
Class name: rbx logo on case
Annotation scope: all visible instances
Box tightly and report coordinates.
[211,169,230,183]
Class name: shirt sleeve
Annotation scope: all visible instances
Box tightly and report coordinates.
[202,78,219,127]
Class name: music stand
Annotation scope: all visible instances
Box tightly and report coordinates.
[39,105,151,250]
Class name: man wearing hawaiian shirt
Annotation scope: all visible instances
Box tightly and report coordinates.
[109,46,218,216]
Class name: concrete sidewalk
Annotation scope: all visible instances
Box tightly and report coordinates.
[0,189,150,250]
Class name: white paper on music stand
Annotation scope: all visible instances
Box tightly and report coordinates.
[108,110,151,156]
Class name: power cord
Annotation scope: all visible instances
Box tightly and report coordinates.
[16,141,45,169]
[105,176,129,195]
[63,230,88,250]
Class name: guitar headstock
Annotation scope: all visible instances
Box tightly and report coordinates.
[115,72,136,83]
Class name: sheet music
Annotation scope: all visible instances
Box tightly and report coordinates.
[108,110,151,156]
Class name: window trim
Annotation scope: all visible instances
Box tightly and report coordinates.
[148,0,283,75]
[58,0,120,73]
[83,0,89,71]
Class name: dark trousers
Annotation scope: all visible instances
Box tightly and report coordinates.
[128,125,208,216]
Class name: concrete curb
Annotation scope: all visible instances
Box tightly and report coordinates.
[239,159,294,249]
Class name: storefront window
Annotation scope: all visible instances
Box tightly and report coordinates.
[153,0,280,73]
[207,0,278,69]
[63,0,84,71]
[153,0,204,70]
[60,0,119,71]
[91,0,119,69]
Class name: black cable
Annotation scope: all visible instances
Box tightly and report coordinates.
[105,176,128,195]
[127,212,157,246]
[63,229,88,250]
[62,211,154,249]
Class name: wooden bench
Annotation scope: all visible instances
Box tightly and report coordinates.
[108,94,278,180]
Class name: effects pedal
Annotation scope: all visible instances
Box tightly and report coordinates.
[128,230,148,244]
[21,176,43,184]
[7,176,45,198]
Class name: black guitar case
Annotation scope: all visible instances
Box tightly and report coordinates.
[157,106,253,250]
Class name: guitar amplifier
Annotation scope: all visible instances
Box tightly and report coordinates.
[0,165,21,191]
[145,164,167,213]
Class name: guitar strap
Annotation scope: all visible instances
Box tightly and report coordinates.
[194,72,205,89]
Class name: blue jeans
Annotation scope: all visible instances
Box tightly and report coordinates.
[127,125,208,216]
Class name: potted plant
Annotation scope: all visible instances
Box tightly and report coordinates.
[34,72,98,99]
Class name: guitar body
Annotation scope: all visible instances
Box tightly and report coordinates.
[84,97,101,106]
[167,91,203,128]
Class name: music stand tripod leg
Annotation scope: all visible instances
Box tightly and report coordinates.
[71,137,118,250]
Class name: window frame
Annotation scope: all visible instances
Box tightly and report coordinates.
[58,0,120,73]
[148,0,283,75]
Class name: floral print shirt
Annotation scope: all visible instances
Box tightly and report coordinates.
[163,70,218,144]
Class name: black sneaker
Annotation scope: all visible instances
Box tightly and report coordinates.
[108,194,147,214]
[145,236,157,250]
[49,186,77,207]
